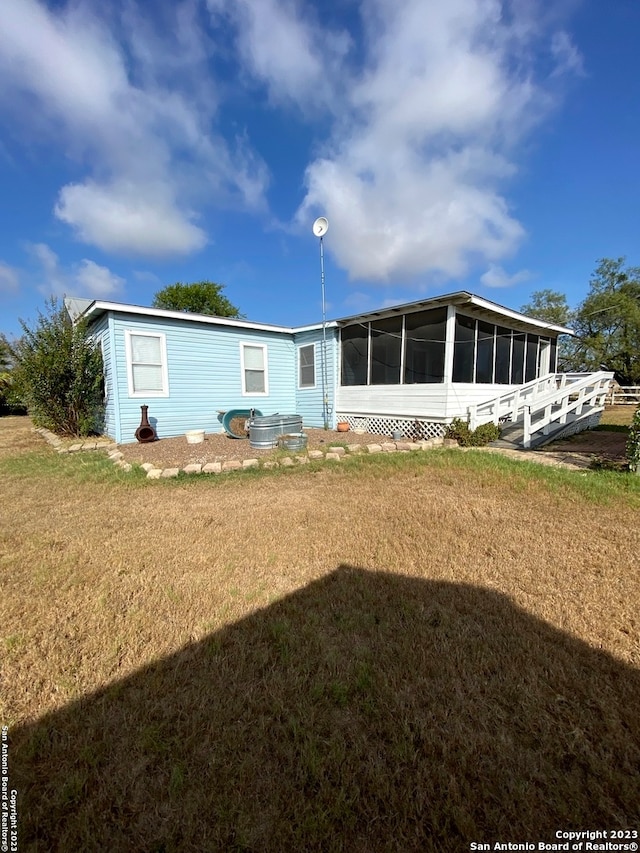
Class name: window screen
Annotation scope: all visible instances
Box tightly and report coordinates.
[495,326,511,384]
[341,324,368,386]
[404,308,446,383]
[452,314,476,383]
[525,334,539,382]
[511,334,525,384]
[371,316,402,384]
[476,321,495,384]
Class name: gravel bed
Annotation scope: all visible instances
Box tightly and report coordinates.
[116,428,392,469]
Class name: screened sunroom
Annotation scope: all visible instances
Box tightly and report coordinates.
[334,291,571,438]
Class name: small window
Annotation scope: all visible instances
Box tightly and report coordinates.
[298,344,315,388]
[126,331,168,397]
[241,343,268,395]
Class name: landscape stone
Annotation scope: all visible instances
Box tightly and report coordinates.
[242,459,259,468]
[203,462,222,474]
[161,468,180,478]
[146,468,163,479]
[381,443,397,452]
[366,444,383,453]
[325,452,342,461]
[327,446,346,455]
[183,464,203,474]
[222,460,242,471]
[140,462,155,472]
[308,450,324,459]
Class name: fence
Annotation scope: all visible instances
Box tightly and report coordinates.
[606,386,640,405]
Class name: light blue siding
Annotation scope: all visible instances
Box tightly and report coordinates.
[88,314,118,441]
[109,313,298,443]
[293,328,338,428]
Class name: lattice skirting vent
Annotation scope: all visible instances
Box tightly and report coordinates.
[337,414,447,441]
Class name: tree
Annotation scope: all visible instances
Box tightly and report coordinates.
[11,298,104,435]
[0,334,17,413]
[520,289,574,371]
[152,281,243,318]
[569,258,640,385]
[520,289,571,327]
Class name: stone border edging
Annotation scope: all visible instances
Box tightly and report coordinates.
[34,427,457,478]
[33,427,601,475]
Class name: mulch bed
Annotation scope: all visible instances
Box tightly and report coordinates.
[539,430,628,460]
[116,427,389,469]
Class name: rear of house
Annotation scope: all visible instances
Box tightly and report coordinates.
[72,291,604,447]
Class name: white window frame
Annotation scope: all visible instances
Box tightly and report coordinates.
[125,330,169,398]
[240,342,269,396]
[298,343,316,389]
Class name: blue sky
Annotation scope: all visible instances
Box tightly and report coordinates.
[1,0,639,339]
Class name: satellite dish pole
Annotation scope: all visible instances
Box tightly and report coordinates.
[312,217,330,430]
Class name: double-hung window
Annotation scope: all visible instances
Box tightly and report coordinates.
[125,331,168,397]
[298,344,316,388]
[241,343,268,395]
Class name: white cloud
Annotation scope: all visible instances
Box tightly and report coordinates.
[237,0,576,285]
[0,0,269,257]
[293,0,581,284]
[28,243,124,299]
[207,0,350,113]
[0,263,19,293]
[0,0,583,287]
[55,181,207,257]
[480,264,533,289]
[73,260,125,299]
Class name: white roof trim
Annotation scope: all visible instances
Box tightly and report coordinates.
[336,290,574,336]
[466,294,573,336]
[76,291,573,337]
[80,300,337,334]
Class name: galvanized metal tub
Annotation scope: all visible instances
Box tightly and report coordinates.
[249,414,303,449]
[278,432,308,453]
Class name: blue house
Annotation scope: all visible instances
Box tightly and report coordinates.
[67,292,612,448]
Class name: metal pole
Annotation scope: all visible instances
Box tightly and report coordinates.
[320,235,329,429]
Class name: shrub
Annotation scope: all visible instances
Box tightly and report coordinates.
[445,418,501,447]
[626,405,640,473]
[12,298,104,436]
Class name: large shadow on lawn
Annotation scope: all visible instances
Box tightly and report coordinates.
[12,567,640,852]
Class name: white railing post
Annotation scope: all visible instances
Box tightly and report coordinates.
[468,405,477,431]
[522,406,531,449]
[512,388,520,421]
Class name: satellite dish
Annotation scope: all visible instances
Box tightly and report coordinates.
[312,216,329,238]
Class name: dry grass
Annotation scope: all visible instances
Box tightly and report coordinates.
[1,416,638,852]
[601,404,636,427]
